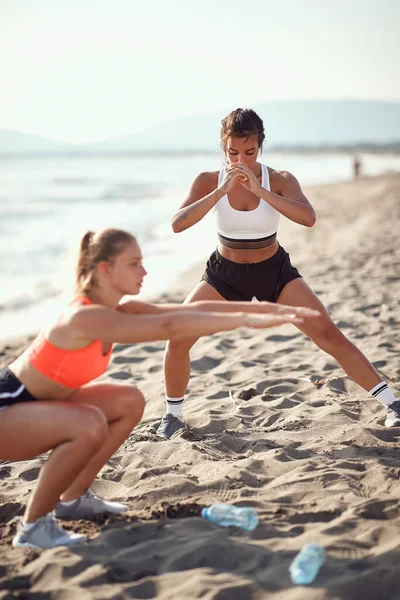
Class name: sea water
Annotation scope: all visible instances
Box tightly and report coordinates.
[0,151,398,342]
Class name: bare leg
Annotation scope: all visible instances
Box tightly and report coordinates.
[277,278,381,390]
[163,281,226,398]
[59,383,145,501]
[0,402,108,522]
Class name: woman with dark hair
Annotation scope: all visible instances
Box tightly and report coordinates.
[0,227,312,549]
[159,108,400,438]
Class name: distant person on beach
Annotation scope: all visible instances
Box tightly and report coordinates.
[159,108,400,438]
[0,227,317,550]
[353,155,362,179]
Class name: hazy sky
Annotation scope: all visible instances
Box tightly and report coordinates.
[1,0,398,143]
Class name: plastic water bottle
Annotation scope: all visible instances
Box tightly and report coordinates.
[289,543,325,585]
[201,504,259,530]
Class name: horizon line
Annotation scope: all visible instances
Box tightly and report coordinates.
[1,97,400,146]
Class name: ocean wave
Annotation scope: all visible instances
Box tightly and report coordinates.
[101,183,162,201]
[0,286,62,314]
[0,207,53,221]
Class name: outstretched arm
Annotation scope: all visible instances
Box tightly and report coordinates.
[118,299,320,318]
[70,305,304,345]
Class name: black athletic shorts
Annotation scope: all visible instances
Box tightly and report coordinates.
[0,367,38,410]
[201,245,302,302]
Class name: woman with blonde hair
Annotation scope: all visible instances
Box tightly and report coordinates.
[0,227,315,550]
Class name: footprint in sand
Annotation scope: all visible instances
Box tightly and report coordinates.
[327,376,350,394]
[262,397,300,410]
[109,371,132,380]
[265,332,301,342]
[206,390,229,400]
[0,466,11,479]
[112,356,147,364]
[215,339,235,351]
[191,356,221,372]
[371,360,387,369]
[364,426,400,443]
[252,412,281,428]
[356,499,399,520]
[287,508,342,524]
[113,343,134,352]
[19,466,41,481]
[0,502,24,521]
[240,360,258,368]
[141,345,164,353]
[263,382,299,396]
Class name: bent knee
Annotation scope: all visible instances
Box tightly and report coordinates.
[74,405,108,448]
[313,321,348,352]
[115,385,145,422]
[166,337,198,354]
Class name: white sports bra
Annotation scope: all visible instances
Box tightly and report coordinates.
[214,164,280,241]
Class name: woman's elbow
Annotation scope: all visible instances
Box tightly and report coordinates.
[172,224,183,234]
[171,217,185,233]
[305,211,316,227]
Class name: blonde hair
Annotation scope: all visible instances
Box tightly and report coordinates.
[75,228,136,295]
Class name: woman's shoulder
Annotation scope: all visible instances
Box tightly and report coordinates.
[267,166,298,193]
[49,301,113,337]
[195,170,220,183]
[190,170,219,194]
[267,165,297,180]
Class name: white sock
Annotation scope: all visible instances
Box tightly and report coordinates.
[166,396,184,419]
[23,512,55,528]
[369,381,397,407]
[59,498,78,506]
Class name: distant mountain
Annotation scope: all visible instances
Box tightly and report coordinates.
[87,100,400,152]
[0,128,73,154]
[1,100,400,154]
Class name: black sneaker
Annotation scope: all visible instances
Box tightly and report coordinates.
[385,401,400,427]
[156,414,186,438]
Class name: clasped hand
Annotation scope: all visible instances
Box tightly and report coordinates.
[221,163,262,195]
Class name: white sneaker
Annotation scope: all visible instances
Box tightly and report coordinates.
[12,514,86,549]
[55,490,128,520]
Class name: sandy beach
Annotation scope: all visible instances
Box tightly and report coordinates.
[0,172,399,599]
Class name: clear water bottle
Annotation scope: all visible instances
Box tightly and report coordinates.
[289,543,325,585]
[201,504,259,530]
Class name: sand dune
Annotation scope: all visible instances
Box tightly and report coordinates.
[0,173,399,599]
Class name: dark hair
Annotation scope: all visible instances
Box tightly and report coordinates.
[75,228,136,295]
[220,108,265,152]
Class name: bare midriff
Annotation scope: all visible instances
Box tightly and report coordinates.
[9,356,78,401]
[217,239,279,264]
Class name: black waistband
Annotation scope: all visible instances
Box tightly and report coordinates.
[0,367,38,407]
[218,232,277,249]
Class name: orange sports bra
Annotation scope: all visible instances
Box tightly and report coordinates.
[28,296,113,388]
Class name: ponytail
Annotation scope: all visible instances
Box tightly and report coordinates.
[74,228,136,295]
[74,230,95,295]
